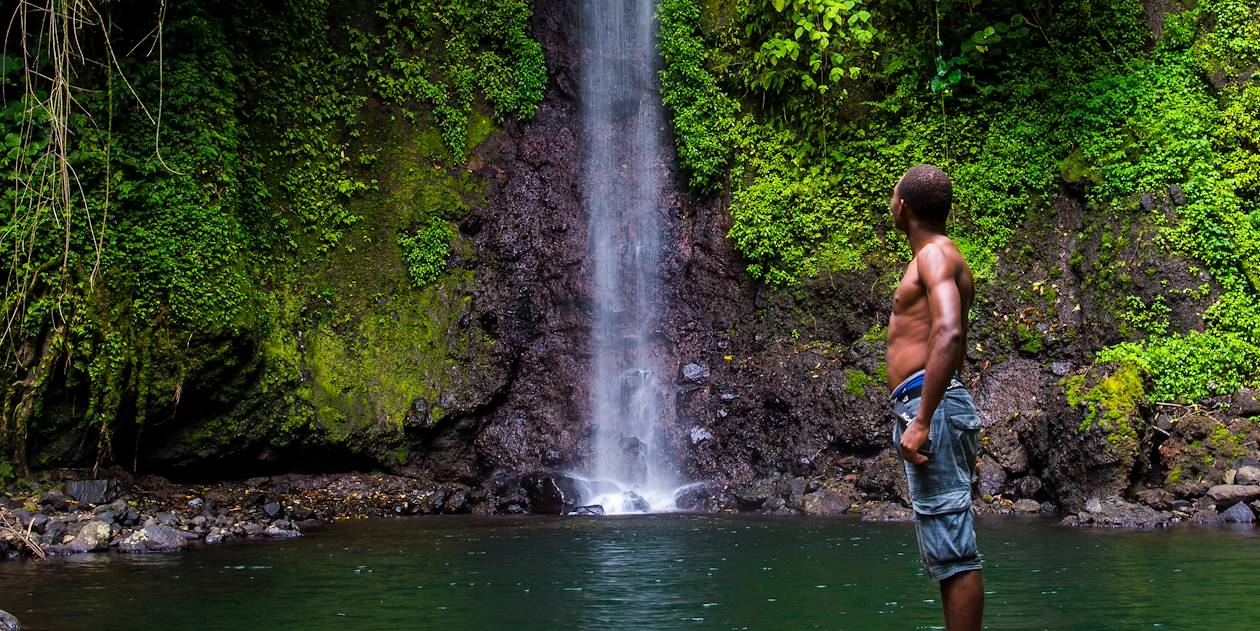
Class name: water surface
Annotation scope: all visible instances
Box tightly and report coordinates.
[3,515,1257,630]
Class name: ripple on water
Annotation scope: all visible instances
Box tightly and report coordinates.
[4,516,1260,630]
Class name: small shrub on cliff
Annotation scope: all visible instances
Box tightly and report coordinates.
[397,218,453,287]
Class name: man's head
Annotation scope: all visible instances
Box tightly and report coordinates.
[891,164,952,231]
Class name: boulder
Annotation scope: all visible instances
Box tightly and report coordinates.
[1012,476,1045,500]
[732,477,782,511]
[27,513,49,534]
[95,499,128,516]
[522,475,588,514]
[0,609,19,631]
[1220,502,1255,524]
[976,456,1007,497]
[41,520,66,546]
[262,502,283,519]
[263,524,301,538]
[37,490,68,512]
[8,509,31,528]
[1234,465,1260,486]
[801,489,852,516]
[1207,485,1260,506]
[784,477,809,511]
[1230,388,1260,417]
[65,521,112,553]
[568,504,605,516]
[118,524,187,553]
[620,491,650,513]
[443,491,468,514]
[1013,499,1041,513]
[860,501,913,522]
[1136,488,1168,510]
[1061,497,1170,528]
[674,482,726,512]
[64,479,120,506]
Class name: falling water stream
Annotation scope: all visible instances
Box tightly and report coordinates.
[580,0,681,513]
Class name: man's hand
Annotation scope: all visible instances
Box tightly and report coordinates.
[899,419,930,465]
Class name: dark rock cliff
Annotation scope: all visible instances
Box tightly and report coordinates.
[14,0,1258,522]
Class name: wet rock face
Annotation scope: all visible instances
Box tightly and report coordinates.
[64,479,121,506]
[674,482,730,512]
[973,359,1039,479]
[427,0,588,481]
[521,474,588,514]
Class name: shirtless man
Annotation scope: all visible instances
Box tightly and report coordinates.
[886,164,983,630]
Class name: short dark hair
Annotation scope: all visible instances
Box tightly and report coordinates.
[897,164,952,223]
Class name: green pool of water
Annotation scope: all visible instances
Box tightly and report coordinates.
[2,514,1257,629]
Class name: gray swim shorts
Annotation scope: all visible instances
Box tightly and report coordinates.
[891,372,984,582]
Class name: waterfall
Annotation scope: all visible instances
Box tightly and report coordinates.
[580,0,678,513]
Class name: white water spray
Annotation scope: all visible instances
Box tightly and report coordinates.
[580,0,686,514]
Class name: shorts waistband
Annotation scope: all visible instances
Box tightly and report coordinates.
[890,369,965,403]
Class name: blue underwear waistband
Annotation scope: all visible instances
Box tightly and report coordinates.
[890,369,964,403]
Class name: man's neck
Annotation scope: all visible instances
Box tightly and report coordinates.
[906,222,947,257]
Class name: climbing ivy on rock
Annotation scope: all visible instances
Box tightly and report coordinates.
[0,0,545,474]
[658,0,1260,409]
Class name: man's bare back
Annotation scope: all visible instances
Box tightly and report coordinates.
[886,236,975,389]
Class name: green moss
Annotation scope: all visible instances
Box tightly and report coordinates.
[1064,361,1146,452]
[844,369,873,398]
[1016,322,1045,354]
[861,323,887,343]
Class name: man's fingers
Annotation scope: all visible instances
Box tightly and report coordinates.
[899,443,929,465]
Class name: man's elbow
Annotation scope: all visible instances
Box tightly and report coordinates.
[932,326,963,349]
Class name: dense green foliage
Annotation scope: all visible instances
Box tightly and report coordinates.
[0,0,544,471]
[398,218,453,287]
[658,0,1260,407]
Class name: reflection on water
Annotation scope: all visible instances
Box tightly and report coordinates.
[2,515,1258,630]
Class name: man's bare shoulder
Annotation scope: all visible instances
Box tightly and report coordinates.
[913,239,963,276]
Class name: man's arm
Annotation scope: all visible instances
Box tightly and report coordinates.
[899,244,963,464]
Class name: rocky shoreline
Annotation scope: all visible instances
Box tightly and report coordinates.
[4,463,1258,561]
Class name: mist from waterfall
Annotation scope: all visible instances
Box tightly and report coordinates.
[580,0,680,514]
